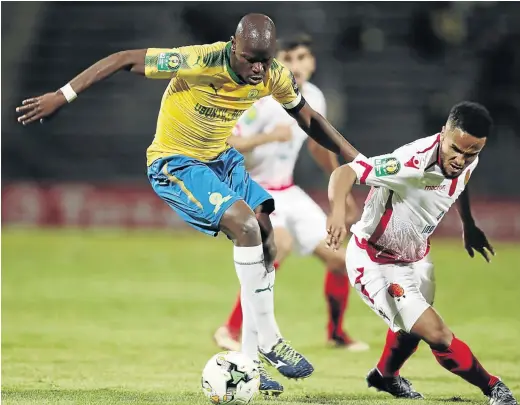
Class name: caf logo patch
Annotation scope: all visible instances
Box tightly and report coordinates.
[375,157,401,177]
[157,52,182,72]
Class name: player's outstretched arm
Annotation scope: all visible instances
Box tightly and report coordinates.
[16,49,148,125]
[326,164,357,251]
[289,103,359,162]
[308,139,360,225]
[457,188,495,262]
[227,125,292,153]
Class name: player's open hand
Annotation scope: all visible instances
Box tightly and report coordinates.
[463,223,495,263]
[16,92,67,125]
[326,210,347,252]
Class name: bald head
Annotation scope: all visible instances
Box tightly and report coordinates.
[235,13,276,49]
[230,14,277,86]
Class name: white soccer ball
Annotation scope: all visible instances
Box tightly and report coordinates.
[201,351,260,404]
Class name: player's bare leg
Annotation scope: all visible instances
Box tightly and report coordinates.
[313,241,369,351]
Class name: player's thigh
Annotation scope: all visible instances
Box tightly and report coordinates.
[147,156,240,235]
[286,187,328,256]
[345,238,431,333]
[412,254,436,305]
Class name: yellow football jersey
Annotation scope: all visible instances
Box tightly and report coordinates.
[144,41,302,165]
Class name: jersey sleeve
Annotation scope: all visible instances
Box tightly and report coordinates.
[348,150,422,189]
[270,64,303,111]
[232,101,269,137]
[145,44,208,79]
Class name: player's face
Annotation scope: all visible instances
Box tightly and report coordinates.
[277,46,315,87]
[232,38,275,86]
[439,124,486,178]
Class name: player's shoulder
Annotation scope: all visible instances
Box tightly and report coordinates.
[177,41,228,70]
[267,59,293,85]
[393,134,441,169]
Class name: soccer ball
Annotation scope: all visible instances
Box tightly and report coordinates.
[201,351,260,404]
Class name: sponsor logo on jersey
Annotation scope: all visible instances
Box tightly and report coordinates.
[194,103,243,122]
[157,52,182,72]
[424,185,446,191]
[375,157,401,177]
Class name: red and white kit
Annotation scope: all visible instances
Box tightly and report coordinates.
[233,82,328,255]
[346,134,478,332]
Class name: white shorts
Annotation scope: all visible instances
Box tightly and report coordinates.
[345,236,436,333]
[268,186,327,256]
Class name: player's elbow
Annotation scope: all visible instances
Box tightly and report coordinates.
[330,165,357,187]
[328,165,357,201]
[117,49,147,74]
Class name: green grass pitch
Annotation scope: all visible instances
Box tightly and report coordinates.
[2,229,519,404]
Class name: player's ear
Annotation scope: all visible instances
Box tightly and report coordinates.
[231,37,236,53]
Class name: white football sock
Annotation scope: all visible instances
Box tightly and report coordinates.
[234,245,280,352]
[240,294,259,362]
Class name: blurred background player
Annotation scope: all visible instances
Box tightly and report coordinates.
[15,14,361,396]
[327,102,517,405]
[214,34,369,352]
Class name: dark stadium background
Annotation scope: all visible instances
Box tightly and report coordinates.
[2,1,520,236]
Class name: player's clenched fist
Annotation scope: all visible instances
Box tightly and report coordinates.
[16,92,66,125]
[326,210,347,251]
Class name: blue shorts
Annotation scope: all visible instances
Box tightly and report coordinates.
[147,148,273,236]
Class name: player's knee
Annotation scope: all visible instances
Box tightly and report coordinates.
[331,255,346,272]
[327,249,346,272]
[424,326,453,350]
[236,214,262,245]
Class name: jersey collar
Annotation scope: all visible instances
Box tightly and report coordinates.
[225,42,247,85]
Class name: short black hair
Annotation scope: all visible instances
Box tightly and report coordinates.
[448,101,493,139]
[277,33,313,53]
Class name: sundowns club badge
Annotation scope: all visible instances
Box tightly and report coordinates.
[375,157,401,177]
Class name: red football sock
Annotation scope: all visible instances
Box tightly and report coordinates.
[432,336,499,393]
[226,261,280,334]
[225,294,243,336]
[324,270,350,340]
[377,329,420,377]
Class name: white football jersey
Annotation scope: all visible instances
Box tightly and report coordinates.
[232,82,326,189]
[349,134,478,264]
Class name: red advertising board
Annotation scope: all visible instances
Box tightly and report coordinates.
[2,183,519,241]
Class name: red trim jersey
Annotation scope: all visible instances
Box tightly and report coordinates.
[348,134,478,264]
